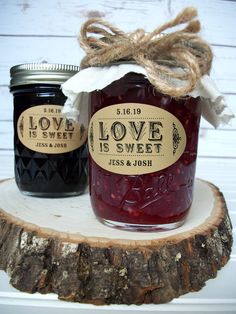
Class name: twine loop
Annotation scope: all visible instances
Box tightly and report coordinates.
[79,7,213,97]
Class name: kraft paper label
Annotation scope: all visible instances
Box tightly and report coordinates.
[88,103,186,175]
[17,105,87,154]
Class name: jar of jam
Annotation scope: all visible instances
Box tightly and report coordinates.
[10,63,88,197]
[88,72,201,231]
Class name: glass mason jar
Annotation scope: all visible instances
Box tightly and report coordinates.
[10,63,88,197]
[88,72,201,231]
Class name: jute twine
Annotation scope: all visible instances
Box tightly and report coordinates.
[79,7,213,98]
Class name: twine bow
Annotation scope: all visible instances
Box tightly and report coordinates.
[79,7,213,98]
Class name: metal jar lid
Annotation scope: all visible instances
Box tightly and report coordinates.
[10,63,80,87]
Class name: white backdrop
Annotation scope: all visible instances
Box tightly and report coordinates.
[0,0,235,313]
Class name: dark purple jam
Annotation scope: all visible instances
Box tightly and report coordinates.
[11,84,87,197]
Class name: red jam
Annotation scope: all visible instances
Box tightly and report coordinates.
[89,73,201,230]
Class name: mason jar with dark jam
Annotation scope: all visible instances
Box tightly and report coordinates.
[10,63,88,197]
[88,72,201,231]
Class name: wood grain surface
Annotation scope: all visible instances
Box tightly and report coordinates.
[0,0,235,312]
[0,179,233,305]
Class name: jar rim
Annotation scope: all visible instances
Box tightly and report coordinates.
[10,63,80,87]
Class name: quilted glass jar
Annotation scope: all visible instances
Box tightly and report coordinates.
[10,63,88,197]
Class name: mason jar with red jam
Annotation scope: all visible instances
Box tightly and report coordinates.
[88,71,201,231]
[10,63,88,197]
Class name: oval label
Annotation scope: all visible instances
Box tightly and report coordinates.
[17,105,87,154]
[88,103,186,175]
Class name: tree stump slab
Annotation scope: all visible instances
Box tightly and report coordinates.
[0,178,233,305]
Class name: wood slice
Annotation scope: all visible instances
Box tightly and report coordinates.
[0,178,233,305]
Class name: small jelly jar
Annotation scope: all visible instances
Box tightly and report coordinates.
[88,72,201,231]
[10,63,88,197]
